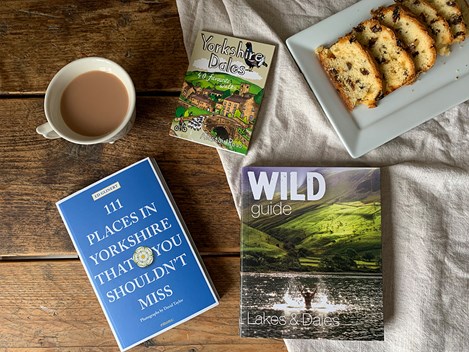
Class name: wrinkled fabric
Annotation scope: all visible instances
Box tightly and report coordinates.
[175,1,469,351]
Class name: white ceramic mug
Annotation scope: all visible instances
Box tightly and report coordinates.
[37,57,136,144]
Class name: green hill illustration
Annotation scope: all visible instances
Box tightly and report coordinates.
[184,71,263,95]
[241,168,382,273]
[172,71,265,154]
[177,71,264,120]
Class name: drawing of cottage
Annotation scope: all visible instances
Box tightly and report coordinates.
[215,101,224,113]
[222,94,258,122]
[222,95,245,117]
[180,78,259,121]
[202,88,224,98]
[240,96,258,122]
[189,94,215,112]
[181,81,195,99]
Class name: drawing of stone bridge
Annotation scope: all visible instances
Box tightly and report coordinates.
[202,115,249,145]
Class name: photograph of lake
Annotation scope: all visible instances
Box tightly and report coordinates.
[240,167,384,340]
[240,272,383,339]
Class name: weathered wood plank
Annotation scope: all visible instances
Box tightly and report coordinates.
[0,257,287,351]
[0,0,188,94]
[0,97,240,257]
[0,346,287,352]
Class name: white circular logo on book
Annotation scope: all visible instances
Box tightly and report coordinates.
[133,246,154,268]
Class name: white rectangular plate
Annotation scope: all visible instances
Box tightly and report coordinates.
[286,0,469,158]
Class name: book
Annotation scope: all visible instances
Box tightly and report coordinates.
[239,166,383,340]
[170,31,275,155]
[56,158,219,351]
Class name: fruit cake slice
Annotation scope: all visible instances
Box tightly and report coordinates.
[455,0,469,28]
[353,19,416,94]
[372,5,437,73]
[315,34,383,110]
[395,0,453,55]
[426,0,467,42]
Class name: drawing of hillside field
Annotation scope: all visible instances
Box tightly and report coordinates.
[241,168,382,273]
[171,71,264,154]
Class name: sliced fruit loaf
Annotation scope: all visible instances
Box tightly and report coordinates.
[315,34,384,110]
[353,19,416,94]
[372,5,437,73]
[395,0,453,55]
[426,0,467,42]
[455,0,469,26]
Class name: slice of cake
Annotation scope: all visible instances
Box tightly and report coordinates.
[372,5,437,73]
[395,0,453,55]
[353,19,416,94]
[426,0,467,42]
[315,34,384,110]
[455,0,469,28]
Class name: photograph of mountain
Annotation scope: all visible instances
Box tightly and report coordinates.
[240,167,384,340]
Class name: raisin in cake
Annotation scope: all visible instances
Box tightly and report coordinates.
[353,19,416,94]
[426,0,467,42]
[396,0,453,55]
[315,34,383,110]
[373,5,437,73]
[455,0,469,28]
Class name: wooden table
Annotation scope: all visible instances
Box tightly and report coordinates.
[0,1,287,351]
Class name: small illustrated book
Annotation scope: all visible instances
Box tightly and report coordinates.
[240,166,383,340]
[170,31,275,155]
[57,158,218,351]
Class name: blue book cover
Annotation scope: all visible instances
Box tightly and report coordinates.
[240,166,383,340]
[57,158,219,351]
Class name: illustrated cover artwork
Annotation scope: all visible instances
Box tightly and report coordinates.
[57,158,219,351]
[170,31,275,155]
[240,167,383,340]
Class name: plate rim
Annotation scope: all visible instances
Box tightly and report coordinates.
[285,0,469,158]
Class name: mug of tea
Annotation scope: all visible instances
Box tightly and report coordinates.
[37,57,136,144]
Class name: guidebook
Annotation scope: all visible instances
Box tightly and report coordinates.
[169,31,275,155]
[240,166,383,340]
[57,158,219,351]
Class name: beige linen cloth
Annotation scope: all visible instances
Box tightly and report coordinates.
[175,1,469,351]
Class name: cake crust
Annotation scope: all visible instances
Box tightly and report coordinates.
[396,0,453,55]
[372,5,437,73]
[314,1,466,110]
[426,0,467,42]
[316,34,383,110]
[353,19,416,94]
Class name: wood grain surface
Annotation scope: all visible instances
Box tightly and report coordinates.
[0,257,287,351]
[0,97,240,257]
[0,0,281,350]
[0,0,188,94]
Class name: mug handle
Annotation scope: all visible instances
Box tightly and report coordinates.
[36,122,61,139]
